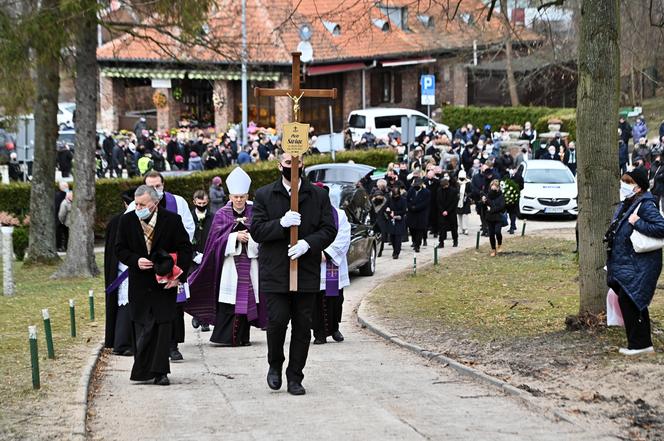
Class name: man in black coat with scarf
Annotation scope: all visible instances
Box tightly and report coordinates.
[251,152,337,396]
[115,185,192,386]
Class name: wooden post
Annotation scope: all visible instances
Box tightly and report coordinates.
[254,52,337,291]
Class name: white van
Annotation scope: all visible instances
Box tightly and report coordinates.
[347,107,451,144]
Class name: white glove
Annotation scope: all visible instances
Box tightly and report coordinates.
[193,252,203,265]
[288,240,310,260]
[280,210,301,228]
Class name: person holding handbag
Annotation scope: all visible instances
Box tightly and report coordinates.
[605,168,664,356]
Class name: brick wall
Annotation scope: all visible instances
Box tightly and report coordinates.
[100,76,125,131]
[155,88,180,133]
[213,80,234,131]
[274,76,293,132]
[342,70,363,120]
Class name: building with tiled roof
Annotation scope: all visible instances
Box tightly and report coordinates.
[98,0,540,132]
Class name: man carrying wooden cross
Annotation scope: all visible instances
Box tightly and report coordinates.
[251,153,336,395]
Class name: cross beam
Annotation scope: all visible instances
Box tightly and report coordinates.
[254,52,337,291]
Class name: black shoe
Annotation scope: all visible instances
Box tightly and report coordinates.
[331,331,344,342]
[191,317,200,329]
[453,241,458,247]
[377,251,382,258]
[287,381,306,396]
[122,349,134,357]
[422,239,428,247]
[508,230,515,235]
[201,324,210,332]
[437,243,444,248]
[414,247,420,253]
[313,337,326,345]
[393,254,399,259]
[169,349,183,361]
[240,341,252,346]
[267,367,282,390]
[154,374,170,386]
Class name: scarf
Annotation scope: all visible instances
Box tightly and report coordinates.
[458,181,467,209]
[140,210,158,254]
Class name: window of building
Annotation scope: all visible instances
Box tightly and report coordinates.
[370,70,402,105]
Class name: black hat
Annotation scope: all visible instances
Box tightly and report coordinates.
[626,167,649,191]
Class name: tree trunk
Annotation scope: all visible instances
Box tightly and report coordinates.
[25,0,61,265]
[54,0,99,278]
[500,0,520,106]
[576,0,620,316]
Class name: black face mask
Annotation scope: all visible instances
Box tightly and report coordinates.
[281,166,303,182]
[196,205,208,211]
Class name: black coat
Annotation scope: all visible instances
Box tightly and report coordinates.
[424,177,439,228]
[250,179,337,293]
[191,207,213,254]
[387,195,407,236]
[406,187,430,230]
[115,208,193,324]
[437,185,459,230]
[104,213,122,348]
[485,190,506,223]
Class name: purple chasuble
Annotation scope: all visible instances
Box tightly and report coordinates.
[325,208,340,297]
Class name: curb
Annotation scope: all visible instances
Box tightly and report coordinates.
[71,341,104,441]
[356,304,578,426]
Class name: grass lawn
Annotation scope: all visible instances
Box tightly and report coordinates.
[0,256,105,438]
[371,236,664,344]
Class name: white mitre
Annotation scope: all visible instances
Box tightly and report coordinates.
[226,167,252,195]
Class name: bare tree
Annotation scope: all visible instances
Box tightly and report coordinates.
[499,0,520,106]
[576,0,620,316]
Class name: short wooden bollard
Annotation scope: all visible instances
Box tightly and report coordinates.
[69,299,76,338]
[88,289,95,321]
[29,326,40,389]
[521,222,527,237]
[42,309,55,359]
[476,231,481,250]
[433,246,438,266]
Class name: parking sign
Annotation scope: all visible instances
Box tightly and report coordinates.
[420,75,435,105]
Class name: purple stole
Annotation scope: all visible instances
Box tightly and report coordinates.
[325,208,340,297]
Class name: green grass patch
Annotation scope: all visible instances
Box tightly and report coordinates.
[371,237,664,342]
[0,257,105,434]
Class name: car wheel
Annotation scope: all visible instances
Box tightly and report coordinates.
[359,243,376,276]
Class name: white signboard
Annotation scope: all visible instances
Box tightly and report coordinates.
[151,78,172,89]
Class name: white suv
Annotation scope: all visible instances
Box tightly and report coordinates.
[347,108,451,144]
[519,160,578,217]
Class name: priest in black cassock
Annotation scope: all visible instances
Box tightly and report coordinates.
[115,185,192,386]
[104,189,136,356]
[251,152,337,396]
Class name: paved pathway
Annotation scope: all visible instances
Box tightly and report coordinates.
[88,216,612,440]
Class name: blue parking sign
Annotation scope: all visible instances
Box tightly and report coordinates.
[420,75,435,105]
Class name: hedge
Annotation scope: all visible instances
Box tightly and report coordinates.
[0,149,396,234]
[440,106,576,138]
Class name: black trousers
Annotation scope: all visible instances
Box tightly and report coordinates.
[617,288,653,349]
[312,290,344,339]
[487,221,503,250]
[131,319,172,381]
[410,228,426,250]
[391,234,403,257]
[477,204,488,233]
[266,291,316,383]
[439,216,458,244]
[113,304,133,353]
[170,304,185,350]
[506,205,518,231]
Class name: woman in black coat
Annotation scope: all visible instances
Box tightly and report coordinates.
[436,178,459,248]
[386,185,407,259]
[482,179,506,256]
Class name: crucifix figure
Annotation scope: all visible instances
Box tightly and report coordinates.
[254,51,337,291]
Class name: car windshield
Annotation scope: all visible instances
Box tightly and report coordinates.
[63,104,76,113]
[307,167,367,183]
[348,114,366,129]
[525,168,575,184]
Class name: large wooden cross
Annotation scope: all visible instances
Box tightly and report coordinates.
[254,52,337,291]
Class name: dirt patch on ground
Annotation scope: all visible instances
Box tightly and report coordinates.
[366,235,664,441]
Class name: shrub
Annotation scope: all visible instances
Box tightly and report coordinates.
[440,106,557,132]
[0,149,397,234]
[12,226,28,261]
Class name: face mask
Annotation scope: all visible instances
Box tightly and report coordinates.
[281,166,302,182]
[393,167,400,172]
[548,149,556,155]
[136,206,152,220]
[620,181,636,201]
[482,152,489,159]
[196,204,208,211]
